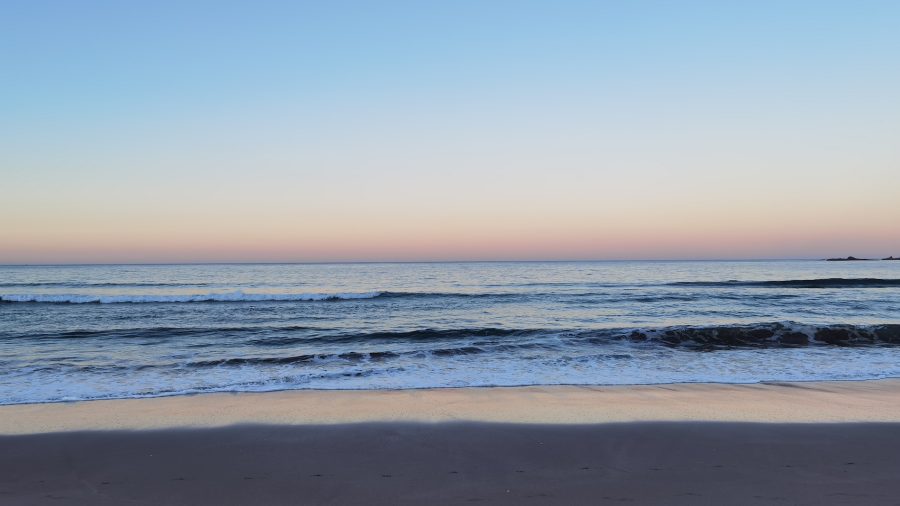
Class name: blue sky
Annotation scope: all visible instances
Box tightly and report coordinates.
[2,1,899,262]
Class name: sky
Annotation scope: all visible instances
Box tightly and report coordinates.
[2,0,899,263]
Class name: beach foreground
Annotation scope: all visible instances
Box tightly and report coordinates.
[2,381,900,505]
[3,422,900,505]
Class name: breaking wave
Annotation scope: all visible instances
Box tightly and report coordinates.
[6,322,900,348]
[0,291,383,304]
[670,278,900,288]
[0,282,212,288]
[0,291,530,304]
[608,322,900,348]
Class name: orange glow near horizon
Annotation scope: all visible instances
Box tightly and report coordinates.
[4,197,899,263]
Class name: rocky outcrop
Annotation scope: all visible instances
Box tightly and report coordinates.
[825,256,872,261]
[884,256,900,261]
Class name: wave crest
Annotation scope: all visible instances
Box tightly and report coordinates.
[0,291,382,304]
[6,322,900,349]
[670,278,900,288]
[610,322,900,348]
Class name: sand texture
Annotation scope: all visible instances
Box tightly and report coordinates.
[3,422,900,505]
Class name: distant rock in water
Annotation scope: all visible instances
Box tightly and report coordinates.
[884,256,900,261]
[825,256,872,261]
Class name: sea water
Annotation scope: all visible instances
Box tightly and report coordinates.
[1,261,899,404]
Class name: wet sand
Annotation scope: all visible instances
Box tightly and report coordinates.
[3,422,900,505]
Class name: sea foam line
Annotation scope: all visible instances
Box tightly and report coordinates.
[0,291,382,304]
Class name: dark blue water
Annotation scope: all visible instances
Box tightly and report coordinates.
[1,261,899,404]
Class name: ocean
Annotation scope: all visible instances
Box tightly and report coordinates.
[1,261,898,404]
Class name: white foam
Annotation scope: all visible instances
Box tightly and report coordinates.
[0,291,383,304]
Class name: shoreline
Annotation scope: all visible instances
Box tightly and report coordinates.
[4,380,900,504]
[3,378,900,435]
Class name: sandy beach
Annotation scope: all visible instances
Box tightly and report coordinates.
[3,379,900,434]
[2,380,900,505]
[4,422,900,505]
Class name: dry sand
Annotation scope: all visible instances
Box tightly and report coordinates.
[2,379,900,434]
